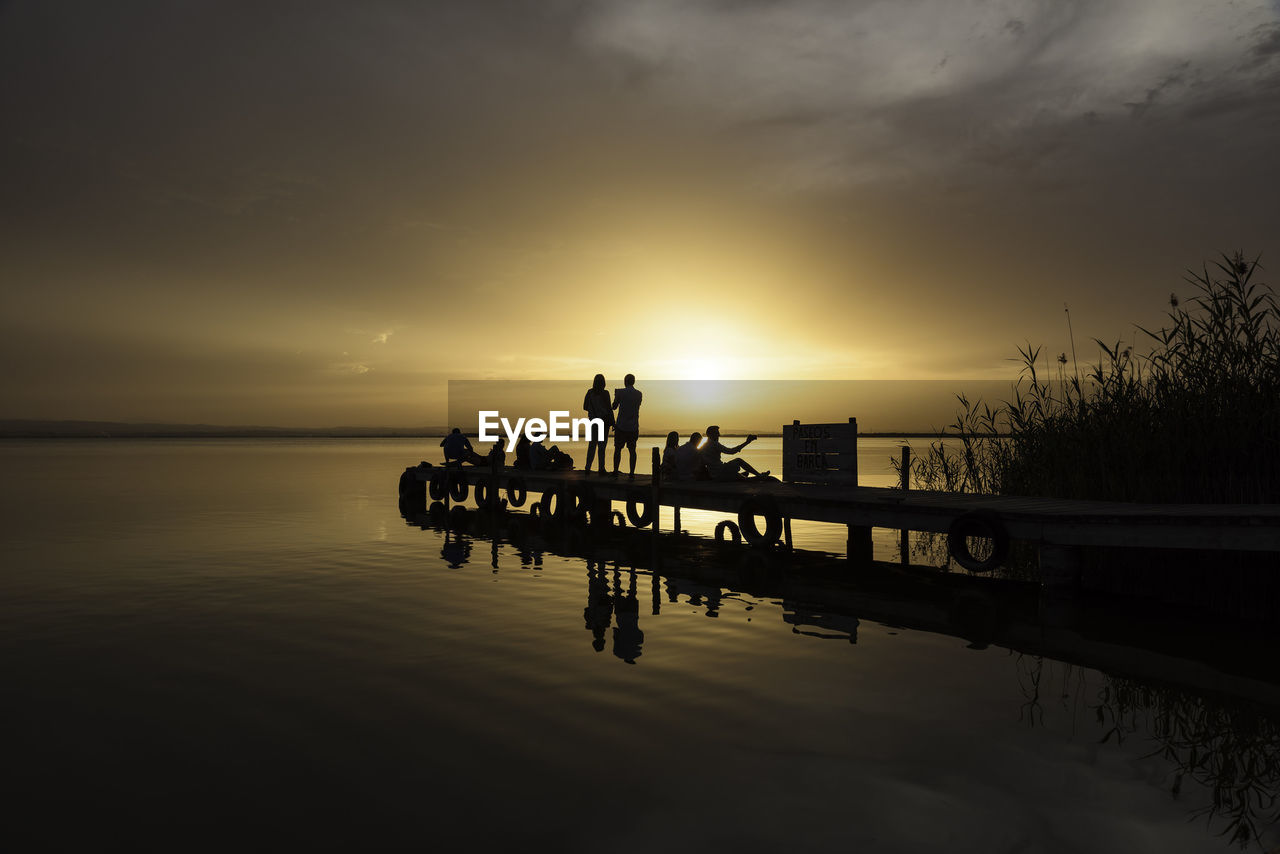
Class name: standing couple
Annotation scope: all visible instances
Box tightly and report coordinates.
[583,373,642,478]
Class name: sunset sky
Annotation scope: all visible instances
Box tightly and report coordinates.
[2,0,1278,427]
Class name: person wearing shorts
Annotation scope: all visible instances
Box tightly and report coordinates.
[611,373,642,477]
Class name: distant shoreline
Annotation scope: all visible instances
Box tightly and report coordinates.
[0,420,999,440]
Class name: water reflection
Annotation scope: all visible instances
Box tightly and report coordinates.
[400,495,1280,847]
[1019,656,1280,848]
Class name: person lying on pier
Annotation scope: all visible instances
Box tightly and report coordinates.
[528,440,574,471]
[440,428,487,466]
[699,425,769,481]
[660,431,679,478]
[674,431,707,480]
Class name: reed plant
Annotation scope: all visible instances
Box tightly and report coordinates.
[1095,674,1280,848]
[898,252,1279,579]
[1018,656,1280,848]
[901,251,1278,503]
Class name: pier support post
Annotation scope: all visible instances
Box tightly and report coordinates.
[1038,544,1083,627]
[591,498,611,530]
[847,525,873,565]
[673,505,681,534]
[1039,544,1083,591]
[651,447,661,533]
[899,445,911,565]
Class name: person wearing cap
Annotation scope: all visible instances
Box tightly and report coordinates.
[699,425,768,480]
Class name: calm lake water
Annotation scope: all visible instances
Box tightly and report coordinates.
[2,438,1277,851]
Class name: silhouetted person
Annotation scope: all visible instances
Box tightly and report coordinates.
[529,439,573,471]
[441,428,485,466]
[583,560,613,653]
[611,373,642,477]
[611,568,644,664]
[582,373,614,476]
[700,425,768,480]
[513,435,531,470]
[660,431,679,478]
[441,532,471,568]
[674,431,705,480]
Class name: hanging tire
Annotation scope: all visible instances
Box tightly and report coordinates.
[399,468,425,501]
[540,488,563,520]
[947,510,1010,573]
[611,510,626,528]
[476,480,503,509]
[738,495,782,547]
[506,476,527,508]
[448,473,469,502]
[529,501,542,520]
[714,520,742,544]
[428,470,448,502]
[625,490,655,528]
[448,504,470,530]
[568,482,595,520]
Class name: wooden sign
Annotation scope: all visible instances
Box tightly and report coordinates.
[782,418,858,484]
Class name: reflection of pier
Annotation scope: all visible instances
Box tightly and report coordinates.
[405,451,1280,587]
[399,495,1280,708]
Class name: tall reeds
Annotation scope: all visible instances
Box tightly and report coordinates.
[902,252,1279,504]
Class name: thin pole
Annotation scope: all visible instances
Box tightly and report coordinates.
[899,445,910,564]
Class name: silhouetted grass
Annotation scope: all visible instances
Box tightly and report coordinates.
[1018,656,1280,849]
[902,251,1278,503]
[898,252,1279,584]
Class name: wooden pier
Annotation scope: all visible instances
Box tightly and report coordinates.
[405,449,1280,590]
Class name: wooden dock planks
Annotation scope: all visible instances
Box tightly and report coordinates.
[438,466,1280,553]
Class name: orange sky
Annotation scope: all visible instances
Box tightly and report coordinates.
[2,1,1277,428]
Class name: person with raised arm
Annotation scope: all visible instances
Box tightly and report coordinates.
[698,425,769,481]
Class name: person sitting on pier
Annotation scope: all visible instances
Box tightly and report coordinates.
[660,431,679,478]
[440,428,487,466]
[699,425,768,481]
[674,431,706,481]
[513,435,531,470]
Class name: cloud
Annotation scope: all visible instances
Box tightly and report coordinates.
[579,0,1280,188]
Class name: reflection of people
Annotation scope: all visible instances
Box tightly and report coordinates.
[699,425,768,481]
[611,374,642,478]
[583,374,614,476]
[611,569,644,664]
[660,431,679,478]
[674,432,705,480]
[583,560,613,652]
[441,532,471,568]
[441,428,486,465]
